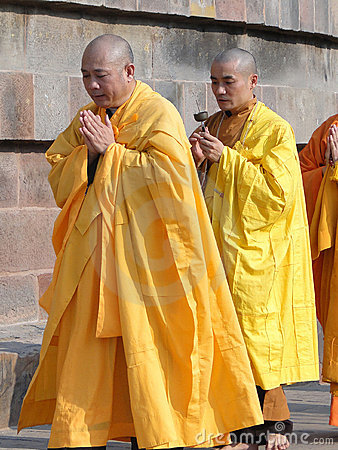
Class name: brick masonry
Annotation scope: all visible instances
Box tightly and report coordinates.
[0,0,337,328]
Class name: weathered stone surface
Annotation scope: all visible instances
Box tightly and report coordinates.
[0,274,39,325]
[314,0,329,34]
[152,27,238,81]
[264,0,279,27]
[25,14,84,75]
[34,74,69,140]
[190,0,216,18]
[69,77,92,120]
[206,82,219,117]
[38,273,53,320]
[329,0,337,36]
[183,82,207,136]
[261,85,277,112]
[246,0,265,24]
[313,89,337,130]
[104,0,137,9]
[138,0,168,13]
[304,46,332,90]
[0,209,58,273]
[0,153,18,208]
[153,80,184,118]
[299,0,315,32]
[0,9,25,72]
[0,322,45,428]
[216,0,246,22]
[19,153,55,207]
[0,73,34,140]
[280,0,300,30]
[254,85,262,102]
[168,0,190,15]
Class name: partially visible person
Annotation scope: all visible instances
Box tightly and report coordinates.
[18,35,263,449]
[299,114,338,426]
[190,48,319,450]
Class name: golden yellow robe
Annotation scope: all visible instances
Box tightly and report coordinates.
[18,81,263,448]
[204,102,319,391]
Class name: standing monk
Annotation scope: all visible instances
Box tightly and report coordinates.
[190,48,319,450]
[18,36,263,449]
[299,115,338,426]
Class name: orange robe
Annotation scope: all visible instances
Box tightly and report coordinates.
[299,114,338,426]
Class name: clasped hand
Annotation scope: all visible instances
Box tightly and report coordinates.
[189,127,224,166]
[79,110,115,157]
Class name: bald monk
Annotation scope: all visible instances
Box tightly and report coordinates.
[190,48,319,449]
[299,115,338,426]
[18,35,264,449]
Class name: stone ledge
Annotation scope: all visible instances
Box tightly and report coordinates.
[0,322,45,429]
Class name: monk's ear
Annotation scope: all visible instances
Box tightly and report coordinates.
[125,63,135,81]
[249,74,258,90]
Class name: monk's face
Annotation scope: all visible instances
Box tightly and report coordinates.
[81,47,135,108]
[210,60,257,111]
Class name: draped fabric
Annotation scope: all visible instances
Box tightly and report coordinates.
[299,114,338,426]
[18,81,263,448]
[204,101,319,391]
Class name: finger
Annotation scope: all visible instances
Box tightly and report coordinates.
[200,132,217,142]
[83,114,101,134]
[105,114,112,128]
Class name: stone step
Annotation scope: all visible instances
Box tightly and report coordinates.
[0,322,45,429]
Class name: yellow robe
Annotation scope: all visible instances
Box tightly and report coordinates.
[18,81,263,448]
[204,102,319,391]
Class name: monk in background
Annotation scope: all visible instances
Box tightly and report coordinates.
[190,48,319,450]
[299,115,338,426]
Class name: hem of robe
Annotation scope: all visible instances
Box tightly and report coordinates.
[253,364,319,391]
[329,395,338,426]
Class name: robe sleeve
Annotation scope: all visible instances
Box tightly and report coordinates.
[46,112,89,208]
[299,116,338,225]
[215,122,298,233]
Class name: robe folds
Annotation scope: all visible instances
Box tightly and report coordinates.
[204,102,319,391]
[18,81,263,448]
[299,114,338,426]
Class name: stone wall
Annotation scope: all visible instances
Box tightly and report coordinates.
[0,0,337,327]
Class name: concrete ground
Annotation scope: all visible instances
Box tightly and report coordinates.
[0,382,337,449]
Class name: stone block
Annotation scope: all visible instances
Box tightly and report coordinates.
[168,0,190,15]
[304,45,332,90]
[280,0,300,30]
[0,209,58,273]
[313,89,337,130]
[112,24,153,80]
[0,9,25,71]
[183,82,207,136]
[264,0,279,27]
[329,0,338,36]
[261,85,277,112]
[0,322,45,428]
[38,273,53,320]
[153,80,184,119]
[0,153,18,208]
[104,0,137,9]
[248,37,307,88]
[0,72,34,140]
[246,0,265,24]
[0,275,39,325]
[34,74,69,140]
[138,0,168,13]
[216,0,246,22]
[299,0,315,32]
[254,85,263,102]
[206,82,219,117]
[152,27,238,82]
[19,153,55,207]
[314,0,329,34]
[69,77,92,120]
[190,0,216,18]
[25,14,84,76]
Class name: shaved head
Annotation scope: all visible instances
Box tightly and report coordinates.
[83,34,134,71]
[213,48,257,77]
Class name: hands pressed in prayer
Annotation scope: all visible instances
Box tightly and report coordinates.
[80,110,115,164]
[323,124,338,175]
[190,128,224,164]
[189,126,206,167]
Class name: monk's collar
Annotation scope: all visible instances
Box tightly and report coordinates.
[226,96,257,117]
